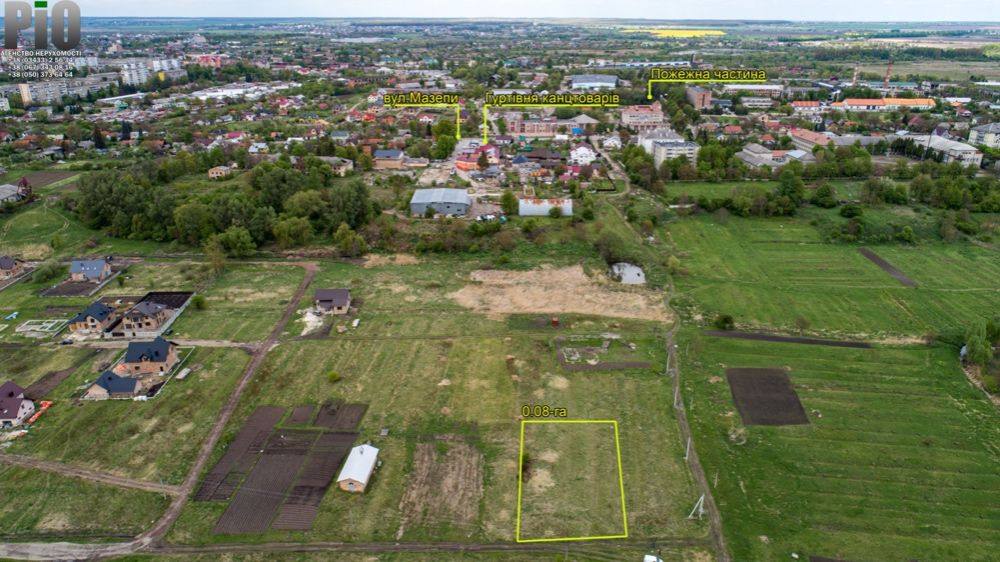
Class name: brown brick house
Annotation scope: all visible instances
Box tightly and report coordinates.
[121,301,170,333]
[69,259,111,283]
[115,337,179,376]
[69,302,118,333]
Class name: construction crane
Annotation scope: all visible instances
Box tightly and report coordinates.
[883,59,893,91]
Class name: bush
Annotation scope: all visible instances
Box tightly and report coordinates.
[713,314,735,331]
[839,204,863,218]
[548,206,563,219]
[327,371,342,384]
[31,261,63,283]
[191,294,207,310]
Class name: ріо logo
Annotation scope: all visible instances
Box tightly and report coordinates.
[4,1,81,50]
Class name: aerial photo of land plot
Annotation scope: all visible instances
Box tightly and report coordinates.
[0,1,998,561]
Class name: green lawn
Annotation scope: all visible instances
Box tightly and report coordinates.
[6,347,251,485]
[681,332,1000,562]
[0,465,169,540]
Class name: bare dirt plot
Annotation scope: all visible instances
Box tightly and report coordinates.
[20,171,77,188]
[449,265,670,322]
[314,400,367,431]
[213,453,306,534]
[287,405,315,425]
[40,264,127,297]
[194,406,285,501]
[726,368,809,426]
[858,248,918,287]
[705,330,872,349]
[397,440,484,538]
[271,433,355,531]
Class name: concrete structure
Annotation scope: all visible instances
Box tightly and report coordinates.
[908,135,983,167]
[337,444,380,493]
[639,129,700,166]
[409,188,472,216]
[0,184,24,204]
[70,259,111,283]
[621,102,663,131]
[736,143,817,169]
[504,113,598,138]
[791,101,824,114]
[740,97,774,109]
[567,74,618,90]
[833,98,935,112]
[0,97,9,112]
[117,337,179,376]
[518,198,573,217]
[722,84,784,98]
[0,381,34,428]
[685,86,712,110]
[969,123,1000,149]
[316,288,351,314]
[789,128,833,151]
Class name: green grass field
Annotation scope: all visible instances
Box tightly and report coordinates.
[0,465,169,540]
[6,347,251,485]
[680,331,1000,562]
[667,215,1000,338]
[168,263,700,547]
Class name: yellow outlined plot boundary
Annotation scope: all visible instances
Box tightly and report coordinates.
[482,103,618,144]
[382,102,462,140]
[515,419,628,543]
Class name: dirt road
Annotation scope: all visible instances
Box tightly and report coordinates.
[0,454,182,496]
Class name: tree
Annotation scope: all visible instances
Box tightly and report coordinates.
[333,222,368,257]
[173,202,214,246]
[548,206,563,219]
[272,217,313,248]
[965,320,994,367]
[713,314,735,331]
[794,316,810,335]
[203,236,226,276]
[500,190,518,216]
[215,226,257,257]
[92,124,106,149]
[477,151,489,171]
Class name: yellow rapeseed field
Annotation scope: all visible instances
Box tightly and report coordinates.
[621,28,725,38]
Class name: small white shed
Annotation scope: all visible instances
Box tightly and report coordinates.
[337,444,380,493]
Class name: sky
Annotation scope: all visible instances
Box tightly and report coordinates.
[75,0,997,22]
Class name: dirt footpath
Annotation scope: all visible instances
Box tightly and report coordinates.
[449,265,670,322]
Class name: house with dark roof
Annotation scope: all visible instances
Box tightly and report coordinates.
[121,301,170,333]
[315,288,351,315]
[0,381,34,427]
[69,259,111,283]
[84,371,141,400]
[373,149,405,170]
[0,256,24,280]
[116,337,179,375]
[69,301,118,333]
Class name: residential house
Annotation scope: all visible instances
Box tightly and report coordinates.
[120,301,170,334]
[373,149,405,170]
[337,444,380,493]
[84,371,141,400]
[208,165,233,179]
[69,302,117,333]
[70,259,111,283]
[569,143,598,166]
[116,337,179,376]
[317,156,354,176]
[602,135,622,150]
[969,123,1000,149]
[315,288,351,315]
[0,256,24,279]
[0,381,34,427]
[409,188,472,216]
[0,184,24,204]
